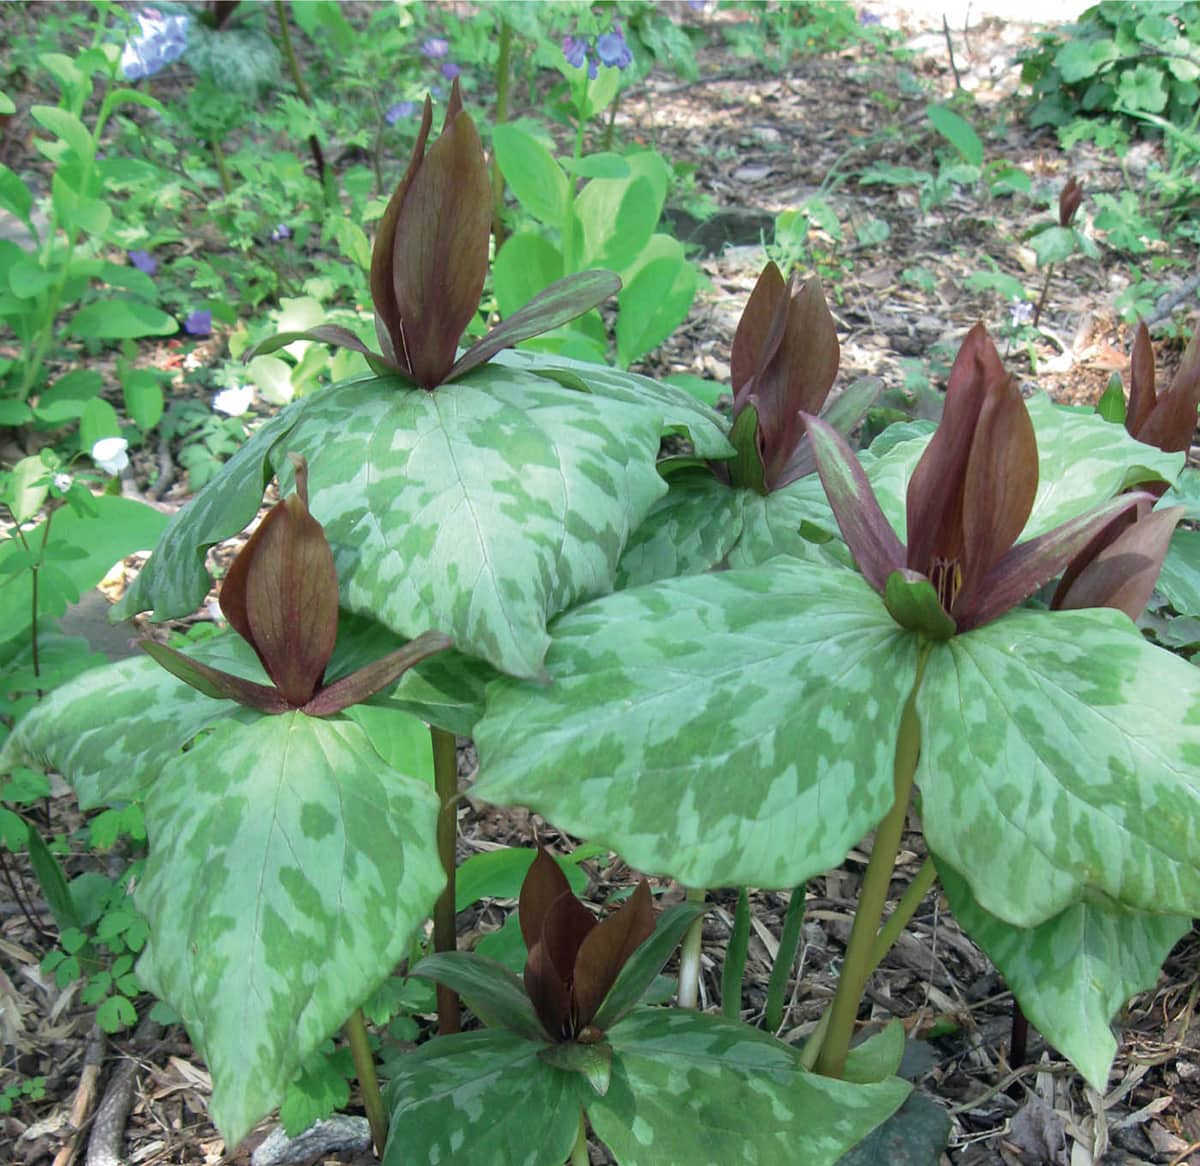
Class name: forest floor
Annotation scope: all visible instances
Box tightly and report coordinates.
[4,3,1200,1166]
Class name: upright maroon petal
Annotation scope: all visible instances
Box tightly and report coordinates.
[371,97,434,371]
[518,848,574,955]
[1126,322,1156,439]
[956,372,1038,617]
[219,459,339,707]
[524,938,573,1042]
[731,262,788,402]
[804,413,906,594]
[1138,326,1200,454]
[391,95,491,387]
[571,881,654,1031]
[1054,505,1183,621]
[905,325,1003,574]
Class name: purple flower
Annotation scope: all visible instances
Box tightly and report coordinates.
[385,100,416,125]
[596,27,633,70]
[441,61,460,80]
[421,36,449,59]
[859,8,882,24]
[270,223,291,242]
[128,249,157,275]
[121,7,189,81]
[562,35,588,70]
[183,309,212,337]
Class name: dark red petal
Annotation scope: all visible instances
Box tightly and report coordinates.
[301,630,452,717]
[524,939,573,1041]
[956,372,1038,616]
[140,641,290,714]
[1138,326,1200,454]
[804,412,906,593]
[1055,505,1183,620]
[391,105,492,387]
[518,848,574,955]
[220,460,339,707]
[1126,322,1156,439]
[731,262,788,401]
[958,492,1151,632]
[371,97,434,373]
[906,324,1001,574]
[540,888,596,987]
[571,881,654,1031]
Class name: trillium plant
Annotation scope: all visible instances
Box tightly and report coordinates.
[6,80,1200,1165]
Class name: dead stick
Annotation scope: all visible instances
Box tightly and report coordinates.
[942,16,963,90]
[86,1014,163,1166]
[51,1026,107,1166]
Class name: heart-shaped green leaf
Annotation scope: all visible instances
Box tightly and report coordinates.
[918,607,1200,927]
[136,713,443,1148]
[592,1008,910,1165]
[938,857,1188,1089]
[383,1029,588,1165]
[475,558,918,888]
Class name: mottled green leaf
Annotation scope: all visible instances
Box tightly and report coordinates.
[918,608,1200,927]
[614,470,745,588]
[117,365,683,680]
[136,713,443,1147]
[411,952,545,1041]
[938,858,1187,1089]
[382,1029,587,1166]
[593,1008,909,1165]
[475,559,918,888]
[1156,528,1200,618]
[0,635,259,808]
[835,1091,951,1166]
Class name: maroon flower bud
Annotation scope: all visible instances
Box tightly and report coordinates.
[1058,176,1083,228]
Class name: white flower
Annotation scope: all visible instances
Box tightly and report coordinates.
[212,385,254,417]
[53,472,72,492]
[1010,298,1035,327]
[91,437,130,475]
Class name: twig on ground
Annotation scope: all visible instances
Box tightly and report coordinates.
[148,432,176,502]
[50,1025,106,1166]
[942,16,963,90]
[1146,274,1200,330]
[85,1014,163,1166]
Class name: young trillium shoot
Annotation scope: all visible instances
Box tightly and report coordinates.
[519,847,654,1042]
[1125,320,1200,455]
[142,456,450,715]
[721,261,841,493]
[804,324,1153,635]
[1058,176,1083,228]
[246,79,621,389]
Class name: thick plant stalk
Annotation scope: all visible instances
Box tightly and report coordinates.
[866,855,937,972]
[764,884,806,1032]
[490,14,512,250]
[344,1009,388,1158]
[570,1112,589,1166]
[677,887,706,1009]
[814,649,928,1078]
[431,725,461,1034]
[721,887,750,1020]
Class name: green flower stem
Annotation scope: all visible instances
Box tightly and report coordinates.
[344,1008,388,1158]
[490,14,512,251]
[211,138,233,196]
[722,887,750,1020]
[1032,263,1055,329]
[814,647,929,1079]
[570,1111,589,1165]
[764,884,806,1033]
[431,725,461,1035]
[677,887,706,1009]
[273,0,327,187]
[866,855,937,973]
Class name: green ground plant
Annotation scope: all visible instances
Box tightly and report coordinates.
[5,67,1200,1164]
